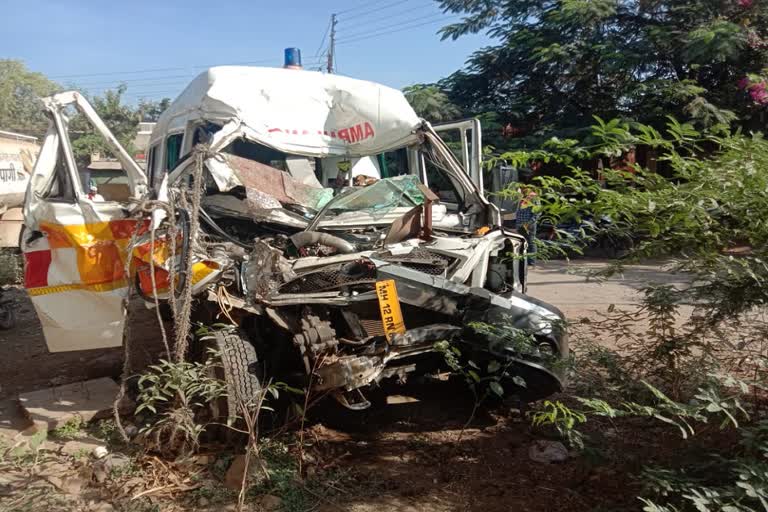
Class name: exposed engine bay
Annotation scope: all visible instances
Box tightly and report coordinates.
[133,134,568,409]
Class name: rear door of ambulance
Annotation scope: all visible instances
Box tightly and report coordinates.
[22,92,148,352]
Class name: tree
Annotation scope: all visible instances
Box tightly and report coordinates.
[0,60,60,138]
[138,97,172,122]
[437,0,768,143]
[403,84,462,123]
[69,85,140,165]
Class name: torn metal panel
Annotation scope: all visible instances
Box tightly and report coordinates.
[201,194,309,230]
[218,154,333,211]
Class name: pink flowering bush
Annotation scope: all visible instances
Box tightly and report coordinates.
[738,0,753,7]
[738,76,768,105]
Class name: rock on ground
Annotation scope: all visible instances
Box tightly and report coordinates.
[17,378,123,431]
[528,440,569,464]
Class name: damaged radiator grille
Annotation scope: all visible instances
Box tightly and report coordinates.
[400,262,448,275]
[374,247,455,276]
[280,265,377,294]
[359,318,385,336]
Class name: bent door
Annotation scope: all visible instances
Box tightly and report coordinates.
[22,92,148,352]
[432,119,483,193]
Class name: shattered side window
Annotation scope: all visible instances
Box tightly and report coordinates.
[192,122,222,145]
[147,143,160,188]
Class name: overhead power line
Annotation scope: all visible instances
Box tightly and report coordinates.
[68,60,326,91]
[337,2,435,26]
[48,58,281,80]
[339,12,450,40]
[111,81,192,92]
[337,16,457,45]
[123,90,184,99]
[313,18,333,58]
[335,0,387,16]
[338,0,411,22]
[70,74,196,88]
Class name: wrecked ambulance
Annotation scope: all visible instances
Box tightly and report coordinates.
[22,66,568,411]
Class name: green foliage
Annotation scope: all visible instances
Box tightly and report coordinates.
[138,97,171,122]
[69,85,141,165]
[402,84,462,123]
[529,377,749,467]
[434,338,518,400]
[500,118,768,325]
[89,419,126,448]
[136,356,228,456]
[639,419,768,511]
[512,115,768,510]
[594,379,748,439]
[437,0,768,142]
[465,320,540,359]
[0,59,60,138]
[50,416,85,440]
[684,20,746,64]
[530,400,587,449]
[247,438,306,510]
[0,60,145,167]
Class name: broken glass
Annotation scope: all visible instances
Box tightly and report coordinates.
[320,175,425,221]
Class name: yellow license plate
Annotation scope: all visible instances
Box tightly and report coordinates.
[375,279,406,342]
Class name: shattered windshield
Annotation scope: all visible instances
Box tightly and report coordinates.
[312,175,425,224]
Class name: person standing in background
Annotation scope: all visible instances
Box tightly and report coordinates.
[516,184,539,265]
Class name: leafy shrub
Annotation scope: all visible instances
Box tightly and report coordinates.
[135,356,227,456]
[507,116,768,510]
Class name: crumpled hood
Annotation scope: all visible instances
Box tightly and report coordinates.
[152,66,422,158]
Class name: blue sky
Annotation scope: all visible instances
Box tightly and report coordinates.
[4,0,491,103]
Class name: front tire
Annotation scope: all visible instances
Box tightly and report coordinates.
[201,329,262,422]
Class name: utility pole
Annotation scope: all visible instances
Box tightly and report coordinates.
[327,13,337,74]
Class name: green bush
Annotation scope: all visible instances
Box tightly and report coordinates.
[510,117,768,511]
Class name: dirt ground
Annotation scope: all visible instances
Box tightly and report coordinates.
[0,289,166,401]
[0,259,694,511]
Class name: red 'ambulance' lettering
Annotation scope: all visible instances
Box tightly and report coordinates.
[267,122,376,143]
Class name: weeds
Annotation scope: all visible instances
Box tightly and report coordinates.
[190,484,236,504]
[50,417,85,440]
[530,400,587,449]
[0,434,44,468]
[434,339,512,441]
[135,356,227,457]
[88,419,126,448]
[638,419,768,511]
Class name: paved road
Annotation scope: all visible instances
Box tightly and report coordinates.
[527,259,691,320]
